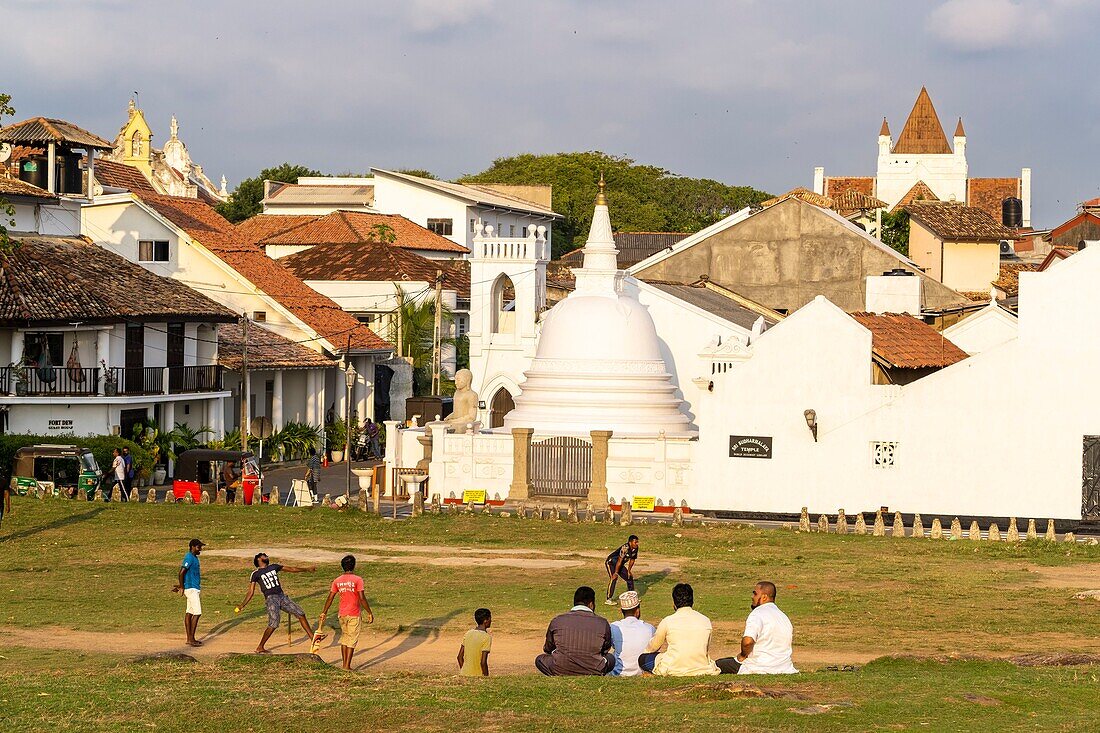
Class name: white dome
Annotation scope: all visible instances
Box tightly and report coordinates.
[503,195,692,437]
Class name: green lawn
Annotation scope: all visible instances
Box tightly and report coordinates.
[1,497,1099,731]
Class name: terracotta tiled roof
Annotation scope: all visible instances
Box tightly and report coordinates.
[760,187,833,209]
[0,233,235,326]
[967,178,1020,222]
[824,177,875,198]
[137,194,392,353]
[0,117,112,150]
[1048,211,1100,241]
[0,176,56,200]
[217,322,336,371]
[954,118,966,137]
[994,262,1038,297]
[905,202,1016,241]
[830,190,886,213]
[892,87,952,155]
[261,210,468,254]
[879,117,891,136]
[91,158,158,195]
[893,181,939,210]
[281,242,471,298]
[236,214,319,245]
[851,312,968,368]
[959,291,993,302]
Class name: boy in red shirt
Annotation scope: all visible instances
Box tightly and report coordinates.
[320,554,374,670]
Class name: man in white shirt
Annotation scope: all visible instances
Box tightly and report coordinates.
[725,580,798,675]
[609,590,655,676]
[639,583,722,676]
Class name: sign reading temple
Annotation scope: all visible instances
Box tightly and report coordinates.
[729,435,772,459]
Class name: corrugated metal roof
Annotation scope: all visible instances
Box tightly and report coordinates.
[0,117,112,150]
[266,183,375,207]
[373,168,561,218]
[643,281,779,331]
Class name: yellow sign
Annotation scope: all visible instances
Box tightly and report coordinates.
[631,496,656,512]
[462,490,488,504]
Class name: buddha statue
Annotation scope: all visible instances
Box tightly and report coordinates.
[444,369,480,434]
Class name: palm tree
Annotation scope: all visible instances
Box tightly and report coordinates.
[387,286,455,395]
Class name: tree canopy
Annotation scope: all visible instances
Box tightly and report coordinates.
[216,163,321,223]
[459,151,771,256]
[1,92,18,257]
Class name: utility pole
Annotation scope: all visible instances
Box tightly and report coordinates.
[239,315,249,453]
[432,269,443,395]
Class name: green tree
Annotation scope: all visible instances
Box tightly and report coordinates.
[1,92,18,257]
[459,151,771,257]
[387,288,455,396]
[881,209,910,257]
[216,163,322,223]
[395,168,437,179]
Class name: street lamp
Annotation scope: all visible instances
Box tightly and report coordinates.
[345,362,357,500]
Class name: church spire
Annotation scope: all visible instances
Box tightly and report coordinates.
[879,117,890,137]
[954,117,965,137]
[892,86,951,155]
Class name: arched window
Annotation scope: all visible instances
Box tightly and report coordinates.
[490,274,516,334]
[131,131,143,157]
[490,387,516,428]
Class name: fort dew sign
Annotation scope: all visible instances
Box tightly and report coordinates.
[729,435,772,459]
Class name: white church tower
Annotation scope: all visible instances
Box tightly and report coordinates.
[467,220,549,429]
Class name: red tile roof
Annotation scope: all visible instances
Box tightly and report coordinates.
[0,117,112,150]
[91,158,158,196]
[217,322,336,370]
[892,87,952,155]
[851,312,968,368]
[137,194,392,353]
[994,262,1038,297]
[760,187,833,209]
[894,181,939,210]
[905,202,1016,241]
[236,214,320,245]
[261,210,469,253]
[967,177,1020,222]
[830,190,886,213]
[0,176,56,200]
[824,176,875,198]
[281,242,471,298]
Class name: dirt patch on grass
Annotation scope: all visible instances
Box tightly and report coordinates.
[205,545,682,572]
[1010,653,1100,667]
[1023,565,1100,589]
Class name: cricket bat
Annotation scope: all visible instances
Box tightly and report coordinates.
[287,613,294,647]
[308,614,327,655]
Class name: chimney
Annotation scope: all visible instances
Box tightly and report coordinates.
[813,167,825,196]
[1021,168,1032,228]
[865,271,920,315]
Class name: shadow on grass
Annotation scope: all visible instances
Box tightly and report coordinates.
[1,506,108,543]
[356,609,464,669]
[635,568,672,598]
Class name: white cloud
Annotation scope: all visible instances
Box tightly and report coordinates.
[927,0,1088,51]
[400,0,497,34]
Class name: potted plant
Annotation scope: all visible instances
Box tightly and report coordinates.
[11,360,28,396]
[326,417,348,462]
[102,360,117,396]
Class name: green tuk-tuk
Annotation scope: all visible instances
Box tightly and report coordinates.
[10,444,102,497]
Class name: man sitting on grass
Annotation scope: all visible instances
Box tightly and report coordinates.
[639,582,722,676]
[724,581,798,675]
[535,586,615,676]
[610,590,655,676]
[457,608,493,676]
[319,554,374,671]
[234,552,326,654]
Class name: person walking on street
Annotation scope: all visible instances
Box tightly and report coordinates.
[320,554,374,670]
[173,539,205,647]
[305,447,321,500]
[366,420,381,459]
[605,535,639,604]
[121,446,135,499]
[109,448,128,502]
[235,552,326,654]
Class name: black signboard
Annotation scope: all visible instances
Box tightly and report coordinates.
[729,435,772,459]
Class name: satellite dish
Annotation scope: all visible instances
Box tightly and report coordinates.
[0,143,11,163]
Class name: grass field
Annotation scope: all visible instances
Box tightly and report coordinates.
[1,497,1099,732]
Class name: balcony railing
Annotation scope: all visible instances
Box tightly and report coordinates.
[1,365,224,397]
[0,366,100,396]
[168,365,223,394]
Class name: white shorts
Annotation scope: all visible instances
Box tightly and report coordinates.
[184,588,202,615]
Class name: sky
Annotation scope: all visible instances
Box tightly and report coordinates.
[3,0,1098,227]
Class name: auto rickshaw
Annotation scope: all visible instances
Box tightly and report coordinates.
[173,449,261,504]
[10,444,101,497]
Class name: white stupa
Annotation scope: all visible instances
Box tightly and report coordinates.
[503,177,693,436]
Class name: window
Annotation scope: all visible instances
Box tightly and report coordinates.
[25,332,63,368]
[138,240,169,262]
[871,441,898,468]
[427,218,453,236]
[469,218,476,233]
[456,316,468,337]
[252,311,267,322]
[509,224,515,236]
[131,131,143,157]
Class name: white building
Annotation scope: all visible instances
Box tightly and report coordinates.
[260,169,561,252]
[813,87,1031,227]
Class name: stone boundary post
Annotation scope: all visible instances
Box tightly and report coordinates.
[588,430,612,510]
[509,427,534,503]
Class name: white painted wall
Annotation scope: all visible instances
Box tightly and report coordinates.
[876,148,968,210]
[942,303,1018,355]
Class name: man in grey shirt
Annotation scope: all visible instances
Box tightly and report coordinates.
[535,586,615,676]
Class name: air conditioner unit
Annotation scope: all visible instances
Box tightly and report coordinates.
[999,240,1015,256]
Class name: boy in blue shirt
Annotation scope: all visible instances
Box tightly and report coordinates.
[173,538,205,646]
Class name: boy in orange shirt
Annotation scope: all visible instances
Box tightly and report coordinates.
[320,554,375,670]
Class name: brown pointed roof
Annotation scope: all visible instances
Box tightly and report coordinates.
[893,181,939,211]
[0,117,112,150]
[261,210,469,254]
[892,87,952,155]
[954,117,965,137]
[879,117,890,136]
[759,187,833,209]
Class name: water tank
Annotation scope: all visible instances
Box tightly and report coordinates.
[18,155,48,189]
[56,154,83,195]
[1002,197,1023,228]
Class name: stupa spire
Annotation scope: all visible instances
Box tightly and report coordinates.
[581,172,618,272]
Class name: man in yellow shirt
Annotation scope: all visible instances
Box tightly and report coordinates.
[639,582,724,676]
[457,608,492,676]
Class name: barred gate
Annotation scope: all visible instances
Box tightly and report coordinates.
[1083,436,1100,519]
[530,436,591,497]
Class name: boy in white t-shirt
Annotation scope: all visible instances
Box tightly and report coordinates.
[731,581,798,675]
